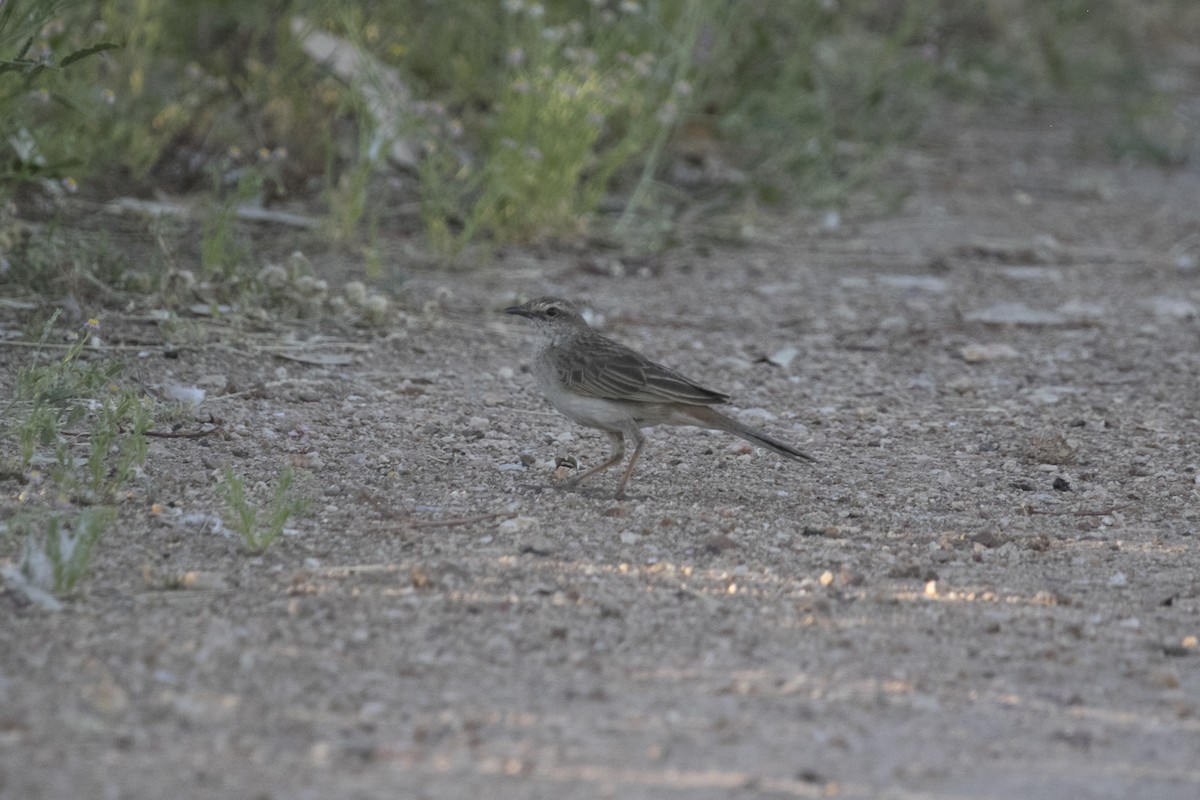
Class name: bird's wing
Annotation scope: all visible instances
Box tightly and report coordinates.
[552,333,730,405]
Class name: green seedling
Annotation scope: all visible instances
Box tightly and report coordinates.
[9,508,116,596]
[220,466,310,553]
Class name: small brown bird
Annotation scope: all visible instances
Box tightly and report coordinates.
[505,296,815,498]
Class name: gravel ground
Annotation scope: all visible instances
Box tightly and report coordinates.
[2,106,1200,799]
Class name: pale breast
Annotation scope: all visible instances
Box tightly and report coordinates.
[534,366,631,431]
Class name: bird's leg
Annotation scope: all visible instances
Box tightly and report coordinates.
[567,431,625,487]
[613,430,646,500]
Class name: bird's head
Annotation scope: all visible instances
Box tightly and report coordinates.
[504,296,588,331]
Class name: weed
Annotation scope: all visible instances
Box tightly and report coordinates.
[415,0,681,252]
[0,0,118,198]
[6,507,116,596]
[0,312,155,600]
[85,389,152,497]
[3,314,154,503]
[5,314,119,466]
[326,157,375,246]
[199,152,279,283]
[219,466,310,553]
[704,1,938,207]
[1,224,143,304]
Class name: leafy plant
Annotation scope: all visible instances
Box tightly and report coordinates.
[7,507,116,596]
[5,313,120,466]
[2,314,155,502]
[85,388,152,497]
[415,0,683,251]
[0,312,156,600]
[199,152,284,283]
[0,0,119,194]
[220,466,310,553]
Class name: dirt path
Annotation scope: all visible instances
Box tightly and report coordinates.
[2,106,1200,799]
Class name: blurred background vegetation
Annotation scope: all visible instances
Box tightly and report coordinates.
[1,0,1198,301]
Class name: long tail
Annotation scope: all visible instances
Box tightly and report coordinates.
[681,406,817,463]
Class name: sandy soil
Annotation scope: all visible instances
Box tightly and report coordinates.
[2,104,1200,799]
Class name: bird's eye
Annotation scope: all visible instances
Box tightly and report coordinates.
[545,307,559,318]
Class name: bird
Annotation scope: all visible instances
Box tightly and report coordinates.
[504,296,815,498]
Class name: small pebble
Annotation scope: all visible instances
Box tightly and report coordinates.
[521,537,556,556]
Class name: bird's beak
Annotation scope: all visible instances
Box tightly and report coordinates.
[504,304,531,318]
